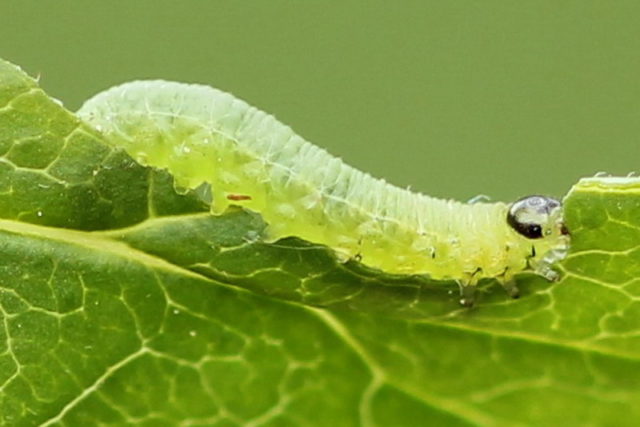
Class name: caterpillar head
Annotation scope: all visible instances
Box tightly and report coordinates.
[507,195,570,279]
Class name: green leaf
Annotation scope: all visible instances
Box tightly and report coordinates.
[0,58,639,426]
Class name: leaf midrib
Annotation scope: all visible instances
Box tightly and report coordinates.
[0,217,210,280]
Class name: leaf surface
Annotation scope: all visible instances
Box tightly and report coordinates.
[0,59,638,426]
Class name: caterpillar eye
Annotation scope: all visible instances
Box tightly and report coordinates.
[507,195,562,240]
[522,224,543,239]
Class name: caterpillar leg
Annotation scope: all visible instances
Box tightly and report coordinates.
[496,269,521,299]
[537,265,560,282]
[456,280,477,307]
[498,278,520,299]
[529,257,561,282]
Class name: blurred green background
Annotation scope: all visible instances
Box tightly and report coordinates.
[1,1,638,202]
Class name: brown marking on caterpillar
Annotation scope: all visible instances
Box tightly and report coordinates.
[227,193,252,201]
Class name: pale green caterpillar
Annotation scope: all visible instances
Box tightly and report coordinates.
[78,81,570,306]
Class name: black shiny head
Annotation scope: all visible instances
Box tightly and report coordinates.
[507,195,563,239]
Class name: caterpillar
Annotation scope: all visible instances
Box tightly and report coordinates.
[77,81,570,306]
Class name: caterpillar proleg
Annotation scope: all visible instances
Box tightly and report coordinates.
[78,81,570,306]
